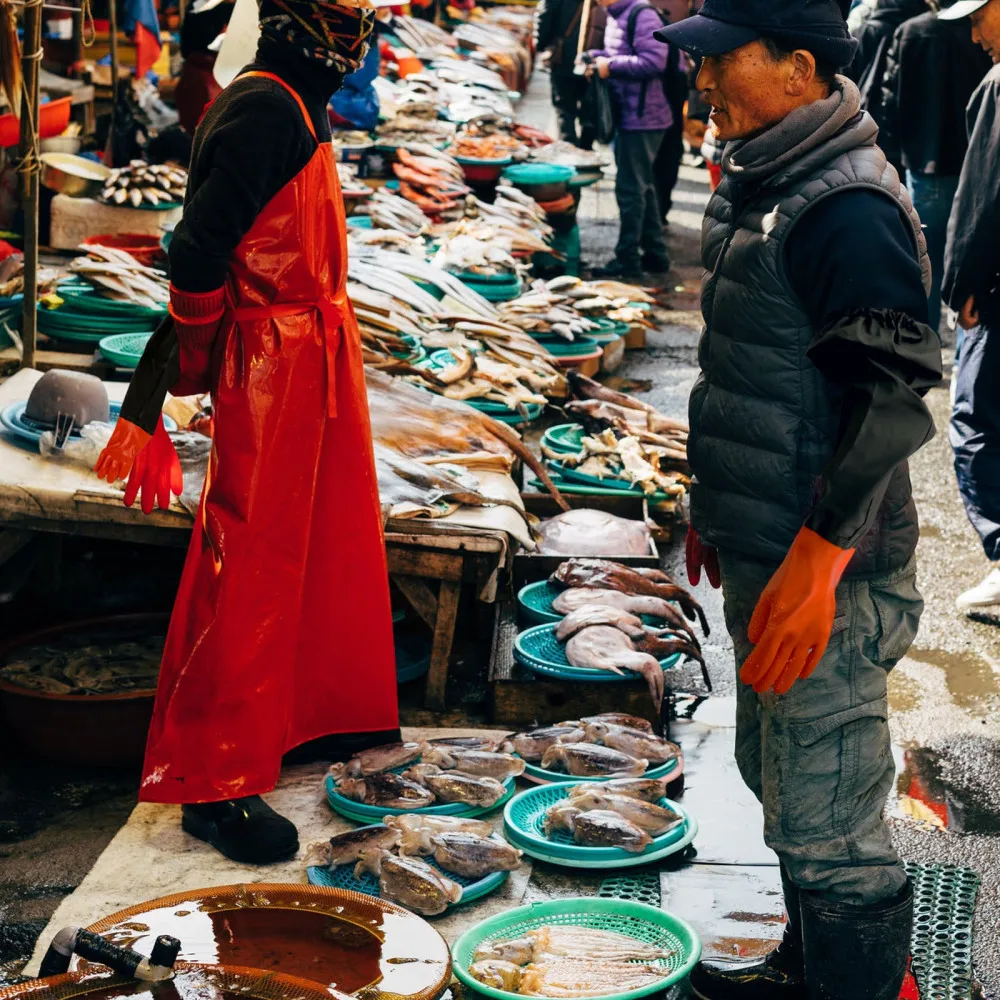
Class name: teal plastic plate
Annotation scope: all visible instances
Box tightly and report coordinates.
[347,216,374,229]
[451,897,702,1000]
[485,403,543,425]
[516,580,672,630]
[514,622,680,683]
[529,475,675,504]
[326,772,517,822]
[502,163,576,185]
[306,825,509,908]
[531,335,600,357]
[503,782,695,867]
[541,423,584,454]
[519,751,680,786]
[0,402,176,448]
[99,332,152,368]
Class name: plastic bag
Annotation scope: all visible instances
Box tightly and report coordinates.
[39,421,115,468]
[581,76,615,145]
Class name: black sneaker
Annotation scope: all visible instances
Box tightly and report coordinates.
[182,796,299,865]
[641,252,672,273]
[591,258,642,282]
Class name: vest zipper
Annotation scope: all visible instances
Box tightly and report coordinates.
[703,181,743,335]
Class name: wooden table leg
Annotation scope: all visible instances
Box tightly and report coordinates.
[424,579,461,711]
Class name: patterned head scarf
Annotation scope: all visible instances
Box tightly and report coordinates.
[258,0,376,73]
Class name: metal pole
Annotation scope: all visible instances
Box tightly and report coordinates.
[18,0,42,369]
[107,0,119,165]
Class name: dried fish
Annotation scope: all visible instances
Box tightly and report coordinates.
[519,958,665,997]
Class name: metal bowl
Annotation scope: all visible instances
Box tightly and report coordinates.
[40,135,83,155]
[40,152,110,198]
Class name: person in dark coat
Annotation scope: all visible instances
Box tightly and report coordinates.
[847,0,925,152]
[175,0,236,134]
[536,0,594,147]
[880,1,992,331]
[940,0,1000,615]
[655,0,943,997]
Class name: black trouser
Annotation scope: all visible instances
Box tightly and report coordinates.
[654,118,683,218]
[551,72,594,149]
[614,129,668,267]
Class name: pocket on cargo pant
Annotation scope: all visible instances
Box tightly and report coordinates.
[781,697,891,837]
[871,571,923,668]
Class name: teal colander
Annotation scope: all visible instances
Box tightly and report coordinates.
[451,897,701,1000]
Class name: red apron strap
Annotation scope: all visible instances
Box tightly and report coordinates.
[241,71,317,141]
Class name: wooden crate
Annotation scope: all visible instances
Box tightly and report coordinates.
[489,599,660,728]
[624,327,647,350]
[599,337,626,372]
[515,492,659,588]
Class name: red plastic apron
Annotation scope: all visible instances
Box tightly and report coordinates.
[140,72,398,804]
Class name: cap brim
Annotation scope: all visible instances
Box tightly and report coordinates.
[938,0,990,19]
[653,14,761,56]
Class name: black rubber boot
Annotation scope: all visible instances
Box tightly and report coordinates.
[800,881,914,1000]
[591,258,642,282]
[688,869,806,1000]
[282,727,403,766]
[641,252,672,273]
[182,796,299,864]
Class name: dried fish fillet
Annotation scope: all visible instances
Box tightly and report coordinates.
[519,958,665,997]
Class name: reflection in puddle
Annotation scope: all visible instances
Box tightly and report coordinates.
[897,740,1000,834]
[602,376,653,394]
[907,647,1000,713]
[888,671,920,713]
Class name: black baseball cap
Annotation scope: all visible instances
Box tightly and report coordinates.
[654,0,859,68]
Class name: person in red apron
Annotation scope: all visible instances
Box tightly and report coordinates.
[95,0,399,864]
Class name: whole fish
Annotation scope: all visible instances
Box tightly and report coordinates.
[583,723,681,765]
[428,735,505,752]
[470,960,523,992]
[508,726,587,763]
[541,743,647,778]
[385,813,494,856]
[354,848,462,916]
[429,832,523,878]
[572,713,654,734]
[423,772,507,808]
[419,744,526,781]
[545,805,651,853]
[329,741,422,780]
[567,790,683,836]
[568,777,668,803]
[337,772,436,809]
[304,824,400,869]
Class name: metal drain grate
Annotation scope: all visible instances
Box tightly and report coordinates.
[906,862,980,1000]
[598,873,661,907]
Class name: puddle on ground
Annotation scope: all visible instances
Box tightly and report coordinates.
[907,646,1000,713]
[897,741,1000,835]
[919,523,943,540]
[602,376,653,394]
[888,671,921,713]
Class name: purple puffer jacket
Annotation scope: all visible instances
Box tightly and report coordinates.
[589,0,672,132]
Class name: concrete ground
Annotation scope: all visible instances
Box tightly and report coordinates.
[0,65,997,998]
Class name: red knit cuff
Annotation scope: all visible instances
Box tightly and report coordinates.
[169,284,225,322]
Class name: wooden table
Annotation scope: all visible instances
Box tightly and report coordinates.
[0,369,509,710]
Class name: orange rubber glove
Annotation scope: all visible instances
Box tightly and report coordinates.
[741,527,855,696]
[686,524,721,589]
[94,417,182,515]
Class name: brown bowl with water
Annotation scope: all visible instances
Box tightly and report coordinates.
[73,885,452,1000]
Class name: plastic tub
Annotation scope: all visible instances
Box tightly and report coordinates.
[0,96,72,148]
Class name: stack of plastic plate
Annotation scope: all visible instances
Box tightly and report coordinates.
[307,823,511,908]
[38,283,165,344]
[451,897,701,999]
[503,783,696,869]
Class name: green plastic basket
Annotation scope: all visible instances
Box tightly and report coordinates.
[503,782,695,868]
[531,335,600,358]
[517,750,680,786]
[516,581,673,630]
[99,332,152,368]
[514,623,681,683]
[451,897,702,1000]
[485,403,543,425]
[529,475,668,502]
[306,825,510,908]
[502,163,576,186]
[541,423,584,455]
[392,334,427,364]
[325,772,517,822]
[544,463,676,506]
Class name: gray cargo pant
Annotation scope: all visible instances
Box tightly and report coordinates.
[719,552,923,906]
[614,129,668,268]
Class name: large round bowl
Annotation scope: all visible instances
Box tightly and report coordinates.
[74,884,452,1000]
[0,967,356,1000]
[452,897,702,1000]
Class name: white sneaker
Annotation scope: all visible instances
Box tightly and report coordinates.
[956,568,1000,613]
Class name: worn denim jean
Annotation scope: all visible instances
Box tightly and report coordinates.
[613,129,668,268]
[719,552,923,907]
[907,171,959,334]
[950,323,1000,561]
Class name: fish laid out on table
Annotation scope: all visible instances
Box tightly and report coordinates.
[470,926,674,997]
[307,814,522,916]
[504,715,680,779]
[328,740,521,809]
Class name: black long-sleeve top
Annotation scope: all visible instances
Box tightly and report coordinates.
[784,188,942,551]
[943,64,1000,327]
[121,43,344,432]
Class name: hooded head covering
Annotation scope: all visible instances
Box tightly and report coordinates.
[258,0,375,72]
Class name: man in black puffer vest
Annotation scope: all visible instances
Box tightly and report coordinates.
[656,2,943,999]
